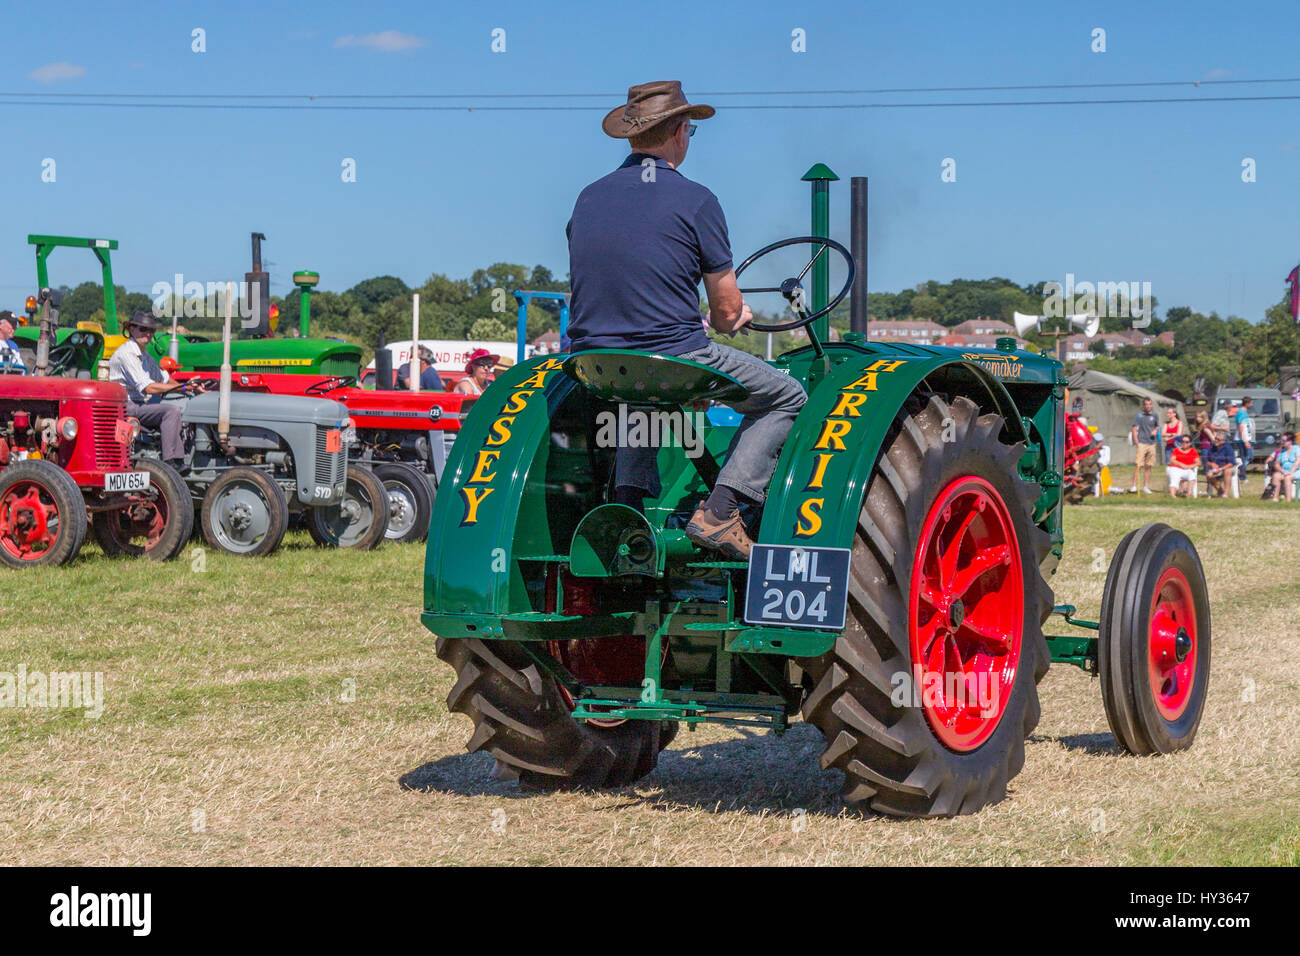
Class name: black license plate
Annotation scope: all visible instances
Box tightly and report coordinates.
[743,544,851,630]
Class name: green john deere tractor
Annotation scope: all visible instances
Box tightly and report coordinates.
[421,203,1209,819]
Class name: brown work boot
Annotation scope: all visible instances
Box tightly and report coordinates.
[685,507,754,561]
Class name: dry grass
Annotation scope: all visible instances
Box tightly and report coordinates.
[1,497,1297,866]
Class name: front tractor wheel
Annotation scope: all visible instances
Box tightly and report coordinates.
[371,461,433,543]
[0,459,87,568]
[93,459,194,561]
[200,466,289,557]
[306,466,388,550]
[801,395,1054,817]
[436,637,671,789]
[1099,523,1210,755]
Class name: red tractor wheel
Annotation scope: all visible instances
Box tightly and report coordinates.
[1099,523,1210,754]
[93,459,194,561]
[0,459,87,568]
[800,394,1054,817]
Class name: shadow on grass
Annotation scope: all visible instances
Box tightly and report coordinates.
[1034,731,1123,755]
[399,723,853,817]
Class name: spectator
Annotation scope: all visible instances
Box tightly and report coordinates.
[1203,431,1236,498]
[396,346,444,391]
[1129,397,1159,494]
[1160,406,1183,464]
[0,312,23,369]
[455,348,499,396]
[1270,432,1299,502]
[1191,410,1211,454]
[1166,434,1200,498]
[1235,397,1254,481]
[1210,400,1232,444]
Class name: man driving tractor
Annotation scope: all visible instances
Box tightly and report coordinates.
[107,311,201,468]
[565,80,807,560]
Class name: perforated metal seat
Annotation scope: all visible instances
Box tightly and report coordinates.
[563,349,748,405]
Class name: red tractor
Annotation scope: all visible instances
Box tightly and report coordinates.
[1063,410,1104,504]
[0,290,192,568]
[171,369,467,542]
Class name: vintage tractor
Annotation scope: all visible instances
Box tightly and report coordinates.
[0,290,192,567]
[421,217,1210,816]
[169,370,464,544]
[133,386,388,557]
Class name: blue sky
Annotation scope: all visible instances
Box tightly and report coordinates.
[2,0,1297,322]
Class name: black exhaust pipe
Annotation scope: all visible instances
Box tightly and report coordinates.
[850,176,868,335]
[375,344,392,390]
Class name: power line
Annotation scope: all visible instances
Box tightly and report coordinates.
[3,94,1300,112]
[4,75,1300,100]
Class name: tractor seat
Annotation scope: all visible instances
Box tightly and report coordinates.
[563,349,748,405]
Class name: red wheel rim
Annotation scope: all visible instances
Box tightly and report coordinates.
[1147,566,1197,721]
[0,481,61,561]
[108,493,169,550]
[909,476,1024,752]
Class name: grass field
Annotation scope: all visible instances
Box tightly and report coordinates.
[2,489,1297,866]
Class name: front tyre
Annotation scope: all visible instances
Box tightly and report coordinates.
[306,466,388,549]
[372,461,433,543]
[1099,523,1210,755]
[0,459,86,568]
[800,395,1054,817]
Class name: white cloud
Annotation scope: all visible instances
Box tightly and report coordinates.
[1201,68,1232,80]
[27,61,87,84]
[334,30,425,52]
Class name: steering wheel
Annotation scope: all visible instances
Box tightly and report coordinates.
[734,236,855,333]
[304,376,355,395]
[46,342,78,375]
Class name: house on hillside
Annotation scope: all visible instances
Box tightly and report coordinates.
[866,319,948,345]
[1061,329,1176,362]
[532,330,561,354]
[951,317,1015,337]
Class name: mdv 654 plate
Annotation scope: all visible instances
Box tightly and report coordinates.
[743,544,851,630]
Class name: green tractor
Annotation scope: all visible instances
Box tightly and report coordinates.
[421,208,1209,819]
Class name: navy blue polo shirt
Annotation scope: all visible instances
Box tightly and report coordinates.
[566,153,732,356]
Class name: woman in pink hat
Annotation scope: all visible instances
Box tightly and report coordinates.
[455,348,499,395]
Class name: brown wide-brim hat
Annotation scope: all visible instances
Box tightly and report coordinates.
[602,80,715,139]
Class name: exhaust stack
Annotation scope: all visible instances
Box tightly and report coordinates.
[218,281,233,443]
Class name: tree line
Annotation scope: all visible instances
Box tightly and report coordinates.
[42,269,1297,395]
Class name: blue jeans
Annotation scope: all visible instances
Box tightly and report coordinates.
[614,341,807,502]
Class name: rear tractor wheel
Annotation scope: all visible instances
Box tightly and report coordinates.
[0,459,87,568]
[801,394,1054,817]
[436,625,673,790]
[200,466,289,557]
[93,458,193,561]
[1099,523,1210,755]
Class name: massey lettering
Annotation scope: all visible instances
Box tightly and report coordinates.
[458,359,564,526]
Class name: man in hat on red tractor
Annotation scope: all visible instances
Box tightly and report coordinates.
[565,80,807,560]
[107,310,203,469]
